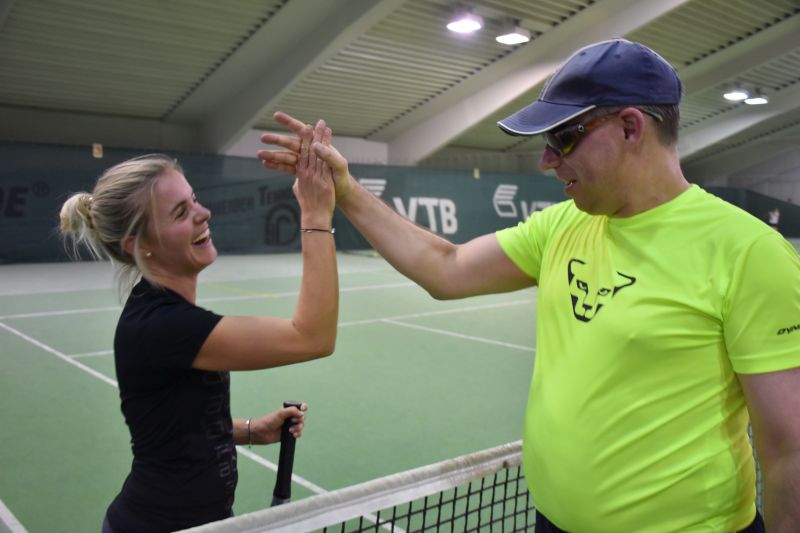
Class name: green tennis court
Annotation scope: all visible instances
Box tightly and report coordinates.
[0,252,538,533]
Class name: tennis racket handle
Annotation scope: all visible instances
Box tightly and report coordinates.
[271,400,302,506]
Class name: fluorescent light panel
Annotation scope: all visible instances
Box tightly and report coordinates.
[744,95,768,105]
[496,26,530,45]
[723,89,749,101]
[447,12,483,33]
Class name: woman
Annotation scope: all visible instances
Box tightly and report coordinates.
[59,121,337,532]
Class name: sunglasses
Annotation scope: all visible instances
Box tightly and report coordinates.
[543,112,619,158]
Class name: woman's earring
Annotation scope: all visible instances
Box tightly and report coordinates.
[145,251,152,258]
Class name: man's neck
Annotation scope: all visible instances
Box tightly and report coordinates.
[615,146,690,217]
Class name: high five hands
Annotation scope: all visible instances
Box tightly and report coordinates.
[286,117,336,225]
[257,112,354,202]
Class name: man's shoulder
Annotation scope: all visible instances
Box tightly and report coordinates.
[686,186,773,238]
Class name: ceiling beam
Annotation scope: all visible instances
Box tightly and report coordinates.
[381,0,690,165]
[682,118,800,184]
[673,15,800,183]
[678,82,800,164]
[678,15,800,93]
[169,0,405,154]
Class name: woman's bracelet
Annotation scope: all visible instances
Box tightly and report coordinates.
[300,227,335,234]
[246,417,252,447]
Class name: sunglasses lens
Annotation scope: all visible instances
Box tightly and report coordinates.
[547,128,577,156]
[544,132,561,156]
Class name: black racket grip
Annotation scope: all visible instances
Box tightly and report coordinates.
[271,400,302,506]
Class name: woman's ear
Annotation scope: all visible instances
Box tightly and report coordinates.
[122,235,136,257]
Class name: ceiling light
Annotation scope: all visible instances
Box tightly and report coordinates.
[723,88,749,101]
[446,9,483,34]
[496,24,530,45]
[744,93,768,105]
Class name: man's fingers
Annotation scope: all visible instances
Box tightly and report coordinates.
[260,132,301,152]
[257,150,298,165]
[273,111,308,134]
[260,160,296,174]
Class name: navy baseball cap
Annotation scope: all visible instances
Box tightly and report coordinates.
[498,39,682,136]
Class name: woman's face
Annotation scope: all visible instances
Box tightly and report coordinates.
[141,169,217,277]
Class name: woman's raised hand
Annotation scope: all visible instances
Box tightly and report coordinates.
[292,118,335,227]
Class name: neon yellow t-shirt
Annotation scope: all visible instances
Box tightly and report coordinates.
[496,185,800,532]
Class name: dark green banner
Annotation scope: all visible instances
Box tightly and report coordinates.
[1,142,796,264]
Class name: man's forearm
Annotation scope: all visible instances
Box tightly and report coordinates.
[338,178,457,296]
[763,452,800,531]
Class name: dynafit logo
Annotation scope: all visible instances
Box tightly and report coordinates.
[567,258,636,322]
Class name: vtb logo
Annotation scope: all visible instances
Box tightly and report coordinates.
[567,258,636,322]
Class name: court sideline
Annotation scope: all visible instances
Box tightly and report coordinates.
[0,252,538,532]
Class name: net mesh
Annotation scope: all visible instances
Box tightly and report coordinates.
[321,463,533,533]
[184,437,764,533]
[184,441,529,533]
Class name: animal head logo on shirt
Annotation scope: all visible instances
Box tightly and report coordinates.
[567,258,636,322]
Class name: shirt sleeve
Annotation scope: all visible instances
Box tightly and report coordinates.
[140,299,223,369]
[724,232,800,374]
[495,200,570,281]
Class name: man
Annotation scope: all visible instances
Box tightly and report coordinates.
[768,207,781,232]
[259,39,800,532]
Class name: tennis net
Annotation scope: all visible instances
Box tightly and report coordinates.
[185,441,532,533]
[184,437,764,533]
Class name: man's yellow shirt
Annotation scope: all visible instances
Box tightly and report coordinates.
[496,185,800,532]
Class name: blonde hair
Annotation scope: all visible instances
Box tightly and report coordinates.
[59,154,181,294]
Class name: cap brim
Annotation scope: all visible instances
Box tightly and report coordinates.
[497,101,595,136]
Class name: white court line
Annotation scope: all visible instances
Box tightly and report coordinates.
[0,282,417,321]
[339,299,532,327]
[231,449,403,532]
[383,319,535,352]
[236,447,327,495]
[0,306,121,320]
[0,321,324,495]
[197,281,415,304]
[69,350,113,359]
[0,265,396,297]
[0,497,27,533]
[0,321,118,387]
[0,320,402,532]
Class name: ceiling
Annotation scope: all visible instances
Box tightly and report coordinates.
[1,0,799,188]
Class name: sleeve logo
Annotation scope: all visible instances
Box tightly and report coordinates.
[777,324,800,335]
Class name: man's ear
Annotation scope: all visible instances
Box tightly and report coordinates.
[619,107,646,143]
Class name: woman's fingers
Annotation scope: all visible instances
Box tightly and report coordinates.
[297,124,314,174]
[312,119,327,177]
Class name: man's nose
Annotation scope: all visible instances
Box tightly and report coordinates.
[538,145,562,172]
